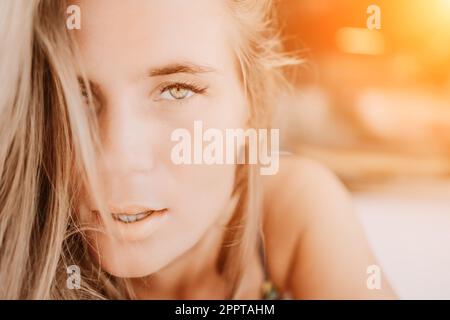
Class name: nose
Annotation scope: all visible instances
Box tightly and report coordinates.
[100,96,155,177]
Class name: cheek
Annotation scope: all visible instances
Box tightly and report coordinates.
[167,85,247,226]
[168,97,247,223]
[171,163,237,227]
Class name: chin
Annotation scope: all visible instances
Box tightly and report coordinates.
[102,256,166,278]
[105,267,155,279]
[94,244,173,278]
[92,219,209,278]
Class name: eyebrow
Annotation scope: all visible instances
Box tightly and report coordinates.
[76,62,216,92]
[147,63,216,77]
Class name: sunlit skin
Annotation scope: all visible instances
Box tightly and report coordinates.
[72,0,396,299]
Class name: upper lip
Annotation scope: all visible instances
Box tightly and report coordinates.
[93,204,168,216]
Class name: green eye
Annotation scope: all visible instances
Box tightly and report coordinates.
[161,85,194,100]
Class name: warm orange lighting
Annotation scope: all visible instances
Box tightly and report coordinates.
[335,27,385,56]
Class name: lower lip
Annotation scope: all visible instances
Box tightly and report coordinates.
[103,209,170,242]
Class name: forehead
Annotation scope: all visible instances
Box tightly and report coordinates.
[71,0,235,79]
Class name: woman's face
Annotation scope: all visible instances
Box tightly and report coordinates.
[73,0,248,277]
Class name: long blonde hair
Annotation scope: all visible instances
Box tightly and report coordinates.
[0,0,296,299]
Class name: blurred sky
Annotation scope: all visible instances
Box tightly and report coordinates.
[276,0,450,188]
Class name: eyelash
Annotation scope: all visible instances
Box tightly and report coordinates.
[157,81,208,100]
[78,80,208,109]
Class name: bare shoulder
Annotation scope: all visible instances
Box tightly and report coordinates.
[260,156,352,291]
[261,155,352,236]
[261,156,396,298]
[262,155,352,219]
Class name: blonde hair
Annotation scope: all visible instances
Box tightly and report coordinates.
[0,0,297,299]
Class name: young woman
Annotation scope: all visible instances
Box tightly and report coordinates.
[0,0,396,299]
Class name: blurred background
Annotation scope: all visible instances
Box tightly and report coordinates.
[276,0,450,299]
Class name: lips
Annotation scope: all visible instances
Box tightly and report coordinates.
[91,204,168,224]
[111,209,167,223]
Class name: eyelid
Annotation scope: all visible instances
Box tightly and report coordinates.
[152,81,208,101]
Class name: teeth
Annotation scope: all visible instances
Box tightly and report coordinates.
[112,211,153,223]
